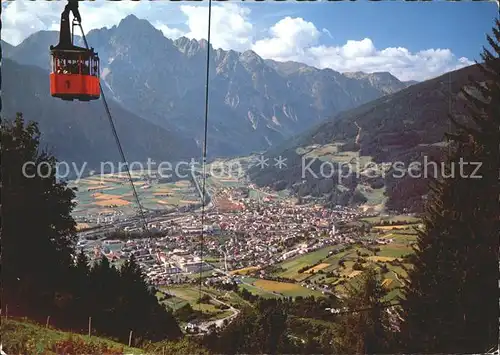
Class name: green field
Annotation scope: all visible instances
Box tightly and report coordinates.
[238,282,280,299]
[299,144,374,171]
[204,156,250,189]
[274,246,340,281]
[70,174,200,219]
[206,176,245,189]
[159,285,232,322]
[267,215,419,301]
[361,214,421,225]
[357,185,387,207]
[377,245,411,258]
[238,277,324,299]
[248,188,290,202]
[187,270,215,281]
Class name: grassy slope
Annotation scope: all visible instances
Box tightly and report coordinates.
[0,318,143,354]
[1,318,212,355]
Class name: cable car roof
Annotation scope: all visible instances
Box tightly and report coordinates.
[50,44,98,55]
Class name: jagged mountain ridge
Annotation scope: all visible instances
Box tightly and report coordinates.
[343,71,418,94]
[4,14,413,157]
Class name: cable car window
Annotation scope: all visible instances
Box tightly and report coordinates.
[68,59,77,74]
[83,59,90,75]
[90,57,95,76]
[93,57,99,76]
[59,58,66,74]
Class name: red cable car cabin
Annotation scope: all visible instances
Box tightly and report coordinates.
[49,0,100,101]
[50,48,100,101]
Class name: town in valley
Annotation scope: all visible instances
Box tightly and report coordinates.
[71,159,421,332]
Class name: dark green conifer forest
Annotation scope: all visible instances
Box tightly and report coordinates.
[399,18,500,353]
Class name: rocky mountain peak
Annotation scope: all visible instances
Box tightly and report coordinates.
[174,37,204,56]
[117,14,150,30]
[240,50,263,64]
[113,14,165,41]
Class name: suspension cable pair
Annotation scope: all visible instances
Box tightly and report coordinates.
[75,0,214,300]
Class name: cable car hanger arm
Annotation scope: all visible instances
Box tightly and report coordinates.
[53,0,82,50]
[67,0,82,23]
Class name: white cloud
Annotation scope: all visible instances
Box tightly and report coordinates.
[76,1,143,33]
[2,0,65,45]
[250,17,473,81]
[179,4,254,52]
[307,41,474,81]
[322,28,333,40]
[2,0,176,45]
[3,1,254,52]
[341,38,376,58]
[154,23,185,40]
[2,2,473,81]
[252,17,320,62]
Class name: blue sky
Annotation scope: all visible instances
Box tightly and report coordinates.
[3,0,498,81]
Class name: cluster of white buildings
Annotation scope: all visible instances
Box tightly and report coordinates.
[167,249,212,273]
[74,183,380,286]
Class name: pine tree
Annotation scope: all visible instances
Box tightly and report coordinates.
[257,299,289,354]
[334,268,392,354]
[86,255,122,336]
[399,18,500,353]
[72,250,91,325]
[120,254,148,290]
[1,113,77,321]
[1,114,182,345]
[116,254,182,344]
[210,299,295,354]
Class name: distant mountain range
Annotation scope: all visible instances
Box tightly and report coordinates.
[6,13,470,213]
[248,63,486,212]
[2,58,199,172]
[3,14,414,159]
